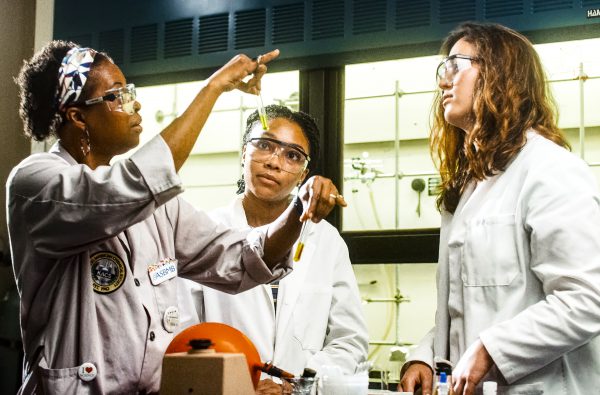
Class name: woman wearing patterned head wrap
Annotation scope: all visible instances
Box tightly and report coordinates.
[8,40,344,394]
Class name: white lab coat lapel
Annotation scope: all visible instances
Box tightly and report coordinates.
[435,166,507,361]
[447,131,534,233]
[434,182,476,358]
[447,172,505,244]
[274,222,316,352]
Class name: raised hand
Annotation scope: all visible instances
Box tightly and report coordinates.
[207,49,280,95]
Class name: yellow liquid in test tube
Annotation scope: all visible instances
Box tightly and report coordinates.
[256,93,268,130]
[293,242,304,262]
[293,221,311,261]
[259,113,269,130]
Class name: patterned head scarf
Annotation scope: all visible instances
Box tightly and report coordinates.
[56,47,97,112]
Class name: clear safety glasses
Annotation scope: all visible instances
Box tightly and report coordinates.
[83,83,137,115]
[436,54,479,86]
[246,137,310,174]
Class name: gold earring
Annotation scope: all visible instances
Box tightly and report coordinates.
[80,129,91,157]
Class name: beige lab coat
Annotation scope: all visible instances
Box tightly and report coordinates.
[7,136,291,394]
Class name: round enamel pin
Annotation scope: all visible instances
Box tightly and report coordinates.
[90,252,126,294]
[163,306,180,333]
[78,362,97,381]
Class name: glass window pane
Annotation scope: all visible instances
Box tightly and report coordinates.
[191,109,245,155]
[354,263,437,384]
[536,37,600,81]
[345,97,396,144]
[398,91,435,140]
[584,78,600,128]
[551,79,581,131]
[540,38,600,188]
[344,58,442,231]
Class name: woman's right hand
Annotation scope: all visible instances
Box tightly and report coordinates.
[206,49,280,95]
[400,361,434,395]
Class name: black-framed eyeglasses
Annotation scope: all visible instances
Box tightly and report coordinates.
[246,137,310,174]
[82,83,137,115]
[436,55,479,86]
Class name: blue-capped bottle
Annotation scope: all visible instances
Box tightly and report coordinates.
[435,372,450,395]
[433,357,453,395]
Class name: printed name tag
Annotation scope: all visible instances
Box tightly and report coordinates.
[148,258,178,285]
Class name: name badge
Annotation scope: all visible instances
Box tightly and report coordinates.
[148,258,178,285]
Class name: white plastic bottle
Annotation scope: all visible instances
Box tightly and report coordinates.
[483,381,497,395]
[435,372,450,395]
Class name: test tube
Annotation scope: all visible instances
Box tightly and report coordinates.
[293,220,311,262]
[260,361,295,379]
[256,93,269,131]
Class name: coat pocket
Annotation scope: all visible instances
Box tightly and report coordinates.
[462,214,520,286]
[38,363,99,394]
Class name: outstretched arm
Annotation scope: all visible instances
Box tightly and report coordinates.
[161,50,280,171]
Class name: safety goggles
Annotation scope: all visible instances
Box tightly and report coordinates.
[436,54,479,86]
[246,137,310,174]
[83,83,137,115]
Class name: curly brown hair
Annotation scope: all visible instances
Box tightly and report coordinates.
[15,40,112,141]
[431,22,570,213]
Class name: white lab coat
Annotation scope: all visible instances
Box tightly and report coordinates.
[407,131,600,394]
[178,196,369,377]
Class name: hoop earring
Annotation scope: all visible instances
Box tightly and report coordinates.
[80,129,91,157]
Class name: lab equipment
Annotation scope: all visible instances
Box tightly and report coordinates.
[283,377,317,395]
[319,373,368,395]
[83,83,137,115]
[247,137,310,174]
[411,178,426,217]
[294,220,312,261]
[256,92,269,130]
[160,338,255,394]
[433,357,453,395]
[483,381,497,395]
[165,322,262,387]
[163,322,301,393]
[260,361,294,379]
[434,372,449,395]
[302,368,317,378]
